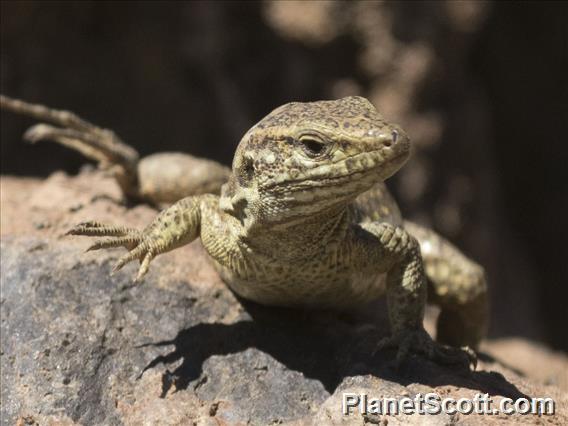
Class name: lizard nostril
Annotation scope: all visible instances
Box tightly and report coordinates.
[383,130,398,148]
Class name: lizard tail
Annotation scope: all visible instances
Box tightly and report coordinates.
[1,94,141,199]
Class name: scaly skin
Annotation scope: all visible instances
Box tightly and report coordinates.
[2,95,488,366]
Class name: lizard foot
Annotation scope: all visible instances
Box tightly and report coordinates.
[67,221,160,281]
[375,327,477,370]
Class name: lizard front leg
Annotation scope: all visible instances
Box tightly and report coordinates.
[361,222,474,368]
[68,196,204,281]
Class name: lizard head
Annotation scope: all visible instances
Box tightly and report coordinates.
[220,96,410,230]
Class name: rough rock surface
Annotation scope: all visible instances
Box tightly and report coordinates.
[1,170,567,425]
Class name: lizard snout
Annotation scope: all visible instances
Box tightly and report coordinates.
[370,125,410,180]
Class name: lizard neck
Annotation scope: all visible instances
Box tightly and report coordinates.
[240,204,351,261]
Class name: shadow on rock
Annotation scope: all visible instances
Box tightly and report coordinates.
[139,300,529,400]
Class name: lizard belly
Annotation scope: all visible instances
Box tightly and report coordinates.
[209,257,388,310]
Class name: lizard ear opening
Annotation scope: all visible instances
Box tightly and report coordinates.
[237,157,254,187]
[219,180,236,214]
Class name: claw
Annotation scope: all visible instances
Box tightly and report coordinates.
[66,224,85,235]
[112,244,147,274]
[66,215,165,283]
[135,250,155,282]
[462,346,478,370]
[23,123,52,143]
[374,328,476,371]
[112,256,130,274]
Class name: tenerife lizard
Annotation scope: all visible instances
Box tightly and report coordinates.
[1,95,488,366]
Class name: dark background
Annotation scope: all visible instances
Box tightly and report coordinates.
[1,1,567,351]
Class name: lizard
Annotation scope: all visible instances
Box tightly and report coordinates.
[0,94,488,367]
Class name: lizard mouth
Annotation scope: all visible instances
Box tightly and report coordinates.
[286,169,370,191]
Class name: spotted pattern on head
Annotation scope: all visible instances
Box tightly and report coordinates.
[221,96,410,228]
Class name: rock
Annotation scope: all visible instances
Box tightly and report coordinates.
[1,171,567,425]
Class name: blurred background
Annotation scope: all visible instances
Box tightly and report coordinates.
[1,1,567,351]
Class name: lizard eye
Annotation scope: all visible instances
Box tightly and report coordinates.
[299,136,326,157]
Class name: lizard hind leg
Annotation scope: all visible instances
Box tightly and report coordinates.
[0,94,140,199]
[404,221,489,350]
